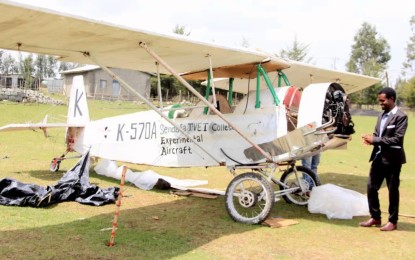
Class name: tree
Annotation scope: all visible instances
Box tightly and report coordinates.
[19,53,35,89]
[0,51,60,89]
[151,24,194,102]
[397,77,415,108]
[46,56,57,78]
[346,22,391,107]
[346,22,390,76]
[32,54,57,88]
[402,14,415,77]
[397,13,415,108]
[172,24,191,36]
[278,36,313,63]
[0,52,18,74]
[58,61,80,73]
[33,55,57,79]
[241,37,250,48]
[155,25,219,102]
[34,54,47,80]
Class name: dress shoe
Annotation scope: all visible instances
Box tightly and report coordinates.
[380,222,397,231]
[359,218,381,227]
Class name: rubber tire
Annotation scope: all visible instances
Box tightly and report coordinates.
[225,172,275,224]
[49,160,60,172]
[279,166,320,205]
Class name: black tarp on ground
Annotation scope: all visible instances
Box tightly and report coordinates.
[0,151,119,207]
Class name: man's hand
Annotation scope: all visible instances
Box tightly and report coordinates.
[362,134,373,145]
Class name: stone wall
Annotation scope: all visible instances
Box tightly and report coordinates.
[0,88,64,105]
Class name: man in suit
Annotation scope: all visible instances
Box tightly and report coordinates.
[359,87,408,231]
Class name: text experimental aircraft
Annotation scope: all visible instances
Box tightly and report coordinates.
[0,1,380,224]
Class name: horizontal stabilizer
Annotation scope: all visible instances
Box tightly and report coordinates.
[0,122,85,132]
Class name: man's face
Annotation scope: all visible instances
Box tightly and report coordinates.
[378,93,394,112]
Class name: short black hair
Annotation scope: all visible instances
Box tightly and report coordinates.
[378,87,396,101]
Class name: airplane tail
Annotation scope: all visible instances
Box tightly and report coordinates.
[67,75,90,125]
[64,76,90,154]
[0,77,89,135]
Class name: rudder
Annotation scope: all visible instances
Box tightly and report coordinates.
[67,75,90,125]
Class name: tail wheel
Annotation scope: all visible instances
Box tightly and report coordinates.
[49,159,61,172]
[225,172,274,224]
[279,166,320,205]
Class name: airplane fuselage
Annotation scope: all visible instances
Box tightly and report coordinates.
[73,104,287,167]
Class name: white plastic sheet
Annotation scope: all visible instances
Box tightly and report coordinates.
[308,184,369,219]
[125,169,161,190]
[94,158,118,178]
[94,159,207,190]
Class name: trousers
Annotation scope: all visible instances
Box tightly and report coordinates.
[367,156,401,224]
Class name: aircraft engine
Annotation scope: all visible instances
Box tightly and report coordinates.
[322,83,355,136]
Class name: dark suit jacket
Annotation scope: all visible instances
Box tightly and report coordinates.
[369,107,408,165]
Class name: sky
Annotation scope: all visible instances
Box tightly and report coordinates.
[9,0,415,84]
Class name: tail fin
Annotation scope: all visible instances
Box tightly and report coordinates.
[67,76,90,125]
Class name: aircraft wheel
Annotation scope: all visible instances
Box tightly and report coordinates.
[49,159,61,172]
[225,172,274,224]
[279,166,320,205]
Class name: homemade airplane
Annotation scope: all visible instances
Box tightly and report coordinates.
[0,0,380,224]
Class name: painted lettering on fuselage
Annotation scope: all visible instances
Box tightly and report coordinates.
[161,146,192,156]
[157,121,235,157]
[159,133,204,156]
[116,121,157,141]
[158,122,233,134]
[209,123,233,132]
[73,89,83,117]
[112,118,235,158]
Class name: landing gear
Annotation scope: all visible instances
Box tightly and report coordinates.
[49,152,81,172]
[49,153,65,172]
[49,157,62,172]
[225,162,321,224]
[225,172,274,224]
[279,166,320,205]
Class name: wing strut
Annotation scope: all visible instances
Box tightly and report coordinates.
[138,42,275,163]
[206,54,217,107]
[155,62,163,109]
[84,52,222,165]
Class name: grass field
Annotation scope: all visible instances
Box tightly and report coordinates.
[0,99,414,259]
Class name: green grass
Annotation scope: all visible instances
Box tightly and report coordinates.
[1,100,415,259]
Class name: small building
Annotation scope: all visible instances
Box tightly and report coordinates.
[0,73,25,88]
[0,73,39,90]
[61,65,152,101]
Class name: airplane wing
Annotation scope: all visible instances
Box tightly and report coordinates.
[280,60,380,94]
[199,60,380,94]
[0,0,379,91]
[0,1,289,75]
